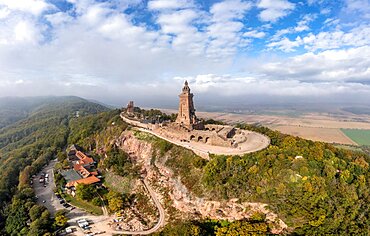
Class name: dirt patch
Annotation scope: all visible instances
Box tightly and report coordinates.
[273,126,357,145]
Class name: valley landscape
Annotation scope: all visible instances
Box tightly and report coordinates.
[1,0,370,235]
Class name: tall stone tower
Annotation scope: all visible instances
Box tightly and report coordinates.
[127,101,134,114]
[176,81,197,129]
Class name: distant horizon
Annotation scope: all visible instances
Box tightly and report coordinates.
[2,95,370,115]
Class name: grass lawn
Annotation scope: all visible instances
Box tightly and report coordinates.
[64,195,103,215]
[341,129,370,146]
[104,171,133,194]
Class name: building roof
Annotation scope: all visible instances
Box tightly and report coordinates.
[66,175,100,188]
[75,151,94,164]
[76,150,88,159]
[61,169,82,182]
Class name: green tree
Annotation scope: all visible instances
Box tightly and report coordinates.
[29,205,47,222]
[54,210,68,227]
[106,191,125,212]
[75,184,97,201]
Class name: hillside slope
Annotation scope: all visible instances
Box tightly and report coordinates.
[0,96,109,234]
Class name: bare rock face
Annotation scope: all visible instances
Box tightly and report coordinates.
[117,131,287,234]
[117,132,152,167]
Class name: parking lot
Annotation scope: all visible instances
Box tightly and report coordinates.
[33,159,163,235]
[33,159,111,235]
[33,159,66,215]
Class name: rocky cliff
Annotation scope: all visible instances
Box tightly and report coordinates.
[116,130,287,234]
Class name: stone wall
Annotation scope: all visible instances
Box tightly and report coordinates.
[122,113,238,148]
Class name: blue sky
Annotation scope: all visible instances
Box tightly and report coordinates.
[0,0,369,107]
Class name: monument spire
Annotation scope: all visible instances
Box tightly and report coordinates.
[182,80,190,93]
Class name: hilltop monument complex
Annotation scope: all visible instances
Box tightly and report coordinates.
[121,81,270,156]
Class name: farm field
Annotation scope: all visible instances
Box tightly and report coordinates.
[273,126,356,145]
[341,129,370,146]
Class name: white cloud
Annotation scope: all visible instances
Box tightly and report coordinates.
[14,21,39,43]
[257,0,295,22]
[267,37,301,52]
[210,0,251,21]
[295,14,316,32]
[0,7,10,19]
[256,46,370,83]
[0,0,52,16]
[148,0,194,10]
[175,73,370,98]
[206,0,251,59]
[172,46,370,99]
[345,0,370,19]
[0,0,369,106]
[269,24,370,52]
[243,30,266,38]
[154,8,206,54]
[45,12,74,26]
[270,14,315,41]
[302,25,370,51]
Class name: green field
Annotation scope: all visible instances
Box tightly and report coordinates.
[341,129,370,146]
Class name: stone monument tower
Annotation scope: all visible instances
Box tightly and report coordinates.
[127,101,134,114]
[176,81,198,129]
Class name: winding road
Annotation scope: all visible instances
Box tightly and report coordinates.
[90,179,165,235]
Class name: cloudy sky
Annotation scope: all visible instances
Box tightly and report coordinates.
[0,0,369,108]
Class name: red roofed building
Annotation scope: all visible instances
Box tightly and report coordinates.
[66,175,100,188]
[76,150,88,159]
[73,164,98,178]
[75,151,94,165]
[64,149,100,193]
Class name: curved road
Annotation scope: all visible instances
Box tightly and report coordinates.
[107,179,165,235]
[90,179,165,235]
